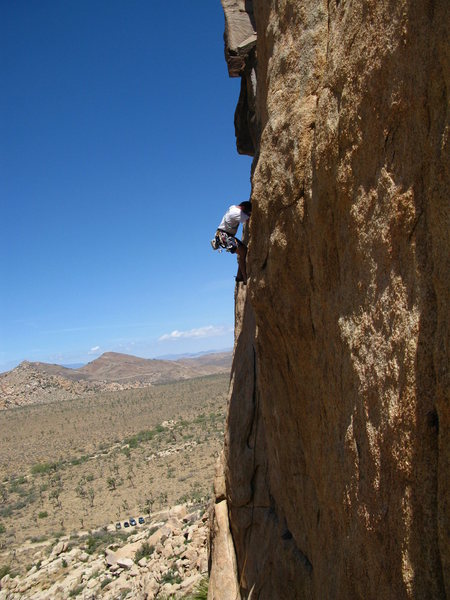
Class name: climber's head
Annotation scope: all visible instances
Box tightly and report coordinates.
[239,201,252,217]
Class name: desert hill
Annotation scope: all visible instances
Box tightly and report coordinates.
[78,351,232,382]
[0,351,231,410]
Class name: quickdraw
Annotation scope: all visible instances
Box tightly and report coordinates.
[211,230,238,254]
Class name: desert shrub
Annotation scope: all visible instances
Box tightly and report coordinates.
[38,511,48,519]
[187,577,208,600]
[70,455,88,466]
[161,568,182,585]
[31,535,47,543]
[176,493,190,505]
[85,529,129,554]
[13,499,28,511]
[107,476,117,490]
[31,461,60,475]
[86,535,102,554]
[0,565,10,579]
[0,500,27,517]
[124,427,160,449]
[134,542,154,562]
[15,485,33,501]
[52,529,66,543]
[69,585,84,597]
[8,479,25,493]
[0,523,5,534]
[101,577,113,589]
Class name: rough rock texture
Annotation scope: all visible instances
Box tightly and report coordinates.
[222,0,258,155]
[211,0,449,599]
[221,0,257,77]
[208,498,241,600]
[0,505,208,599]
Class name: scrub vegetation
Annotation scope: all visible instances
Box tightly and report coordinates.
[0,373,228,552]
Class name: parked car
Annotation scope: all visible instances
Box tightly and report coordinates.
[124,521,130,528]
[115,522,121,530]
[138,517,145,524]
[129,517,137,526]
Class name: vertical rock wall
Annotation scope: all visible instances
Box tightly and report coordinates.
[210,1,448,599]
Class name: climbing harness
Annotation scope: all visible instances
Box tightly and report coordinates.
[210,230,241,254]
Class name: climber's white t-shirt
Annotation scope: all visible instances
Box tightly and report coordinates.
[218,205,249,236]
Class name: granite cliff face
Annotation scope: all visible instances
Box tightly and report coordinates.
[209,1,448,599]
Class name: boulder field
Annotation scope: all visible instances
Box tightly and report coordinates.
[0,505,208,599]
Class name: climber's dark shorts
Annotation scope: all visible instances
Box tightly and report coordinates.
[215,230,245,254]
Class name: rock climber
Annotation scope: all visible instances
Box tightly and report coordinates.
[211,201,252,284]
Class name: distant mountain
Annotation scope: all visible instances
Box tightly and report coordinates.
[77,351,232,383]
[177,351,234,369]
[0,351,232,410]
[156,348,233,360]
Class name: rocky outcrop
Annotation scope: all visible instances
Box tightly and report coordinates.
[222,0,258,155]
[0,362,102,409]
[211,1,449,599]
[208,453,241,600]
[0,504,208,599]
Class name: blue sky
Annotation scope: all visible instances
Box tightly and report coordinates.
[1,1,252,371]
